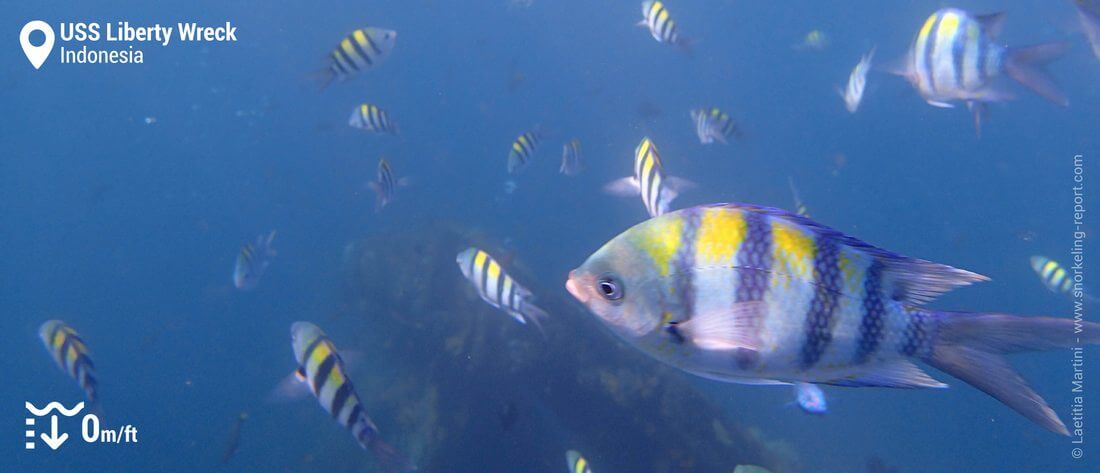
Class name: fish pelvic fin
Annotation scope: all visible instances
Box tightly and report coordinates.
[923,310,1100,435]
[365,436,417,472]
[1004,42,1071,106]
[604,177,641,197]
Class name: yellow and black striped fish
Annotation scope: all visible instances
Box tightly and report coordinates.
[560,139,582,176]
[456,248,548,329]
[508,128,542,174]
[367,158,408,212]
[638,1,690,52]
[322,27,398,87]
[690,108,740,145]
[349,103,398,135]
[894,9,1067,131]
[605,137,694,218]
[39,320,97,405]
[1030,256,1073,294]
[565,450,593,473]
[289,322,414,470]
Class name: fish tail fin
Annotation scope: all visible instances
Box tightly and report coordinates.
[1004,42,1070,106]
[923,310,1100,435]
[366,437,417,472]
[521,301,549,338]
[308,68,336,92]
[677,37,696,58]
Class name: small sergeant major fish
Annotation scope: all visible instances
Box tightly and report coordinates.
[604,137,694,218]
[889,9,1068,133]
[39,320,98,406]
[638,1,692,53]
[321,27,398,88]
[690,108,741,145]
[349,103,398,135]
[234,230,277,290]
[793,382,827,415]
[1029,255,1079,295]
[794,30,828,51]
[561,139,583,176]
[566,203,1100,435]
[840,48,875,113]
[456,248,548,330]
[1076,0,1100,60]
[367,158,409,212]
[565,450,593,473]
[289,322,415,470]
[508,128,542,174]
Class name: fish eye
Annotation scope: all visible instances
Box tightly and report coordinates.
[596,273,623,301]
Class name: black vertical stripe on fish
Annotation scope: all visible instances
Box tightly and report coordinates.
[312,354,337,394]
[674,208,699,321]
[362,31,383,56]
[336,47,361,72]
[302,337,324,370]
[951,30,965,89]
[507,280,517,311]
[346,403,364,431]
[494,270,507,307]
[899,309,931,357]
[330,381,353,421]
[800,237,841,369]
[57,336,75,374]
[735,212,773,302]
[349,39,373,67]
[854,260,886,364]
[478,252,492,300]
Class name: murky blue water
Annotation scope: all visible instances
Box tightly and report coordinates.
[3,1,1100,471]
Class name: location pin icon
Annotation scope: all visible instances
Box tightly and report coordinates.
[20,20,55,70]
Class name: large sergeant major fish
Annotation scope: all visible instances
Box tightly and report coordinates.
[289,322,415,471]
[889,8,1068,132]
[39,320,98,407]
[566,203,1100,435]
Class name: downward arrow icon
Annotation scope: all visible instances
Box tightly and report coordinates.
[40,415,68,450]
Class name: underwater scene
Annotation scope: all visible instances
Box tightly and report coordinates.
[4,0,1100,472]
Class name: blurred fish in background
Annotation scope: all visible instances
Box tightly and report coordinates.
[39,320,99,407]
[319,27,398,88]
[233,230,276,290]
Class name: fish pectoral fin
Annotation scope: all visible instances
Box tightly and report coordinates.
[603,177,641,197]
[295,367,306,382]
[672,301,764,351]
[926,100,955,108]
[265,369,311,404]
[822,360,947,388]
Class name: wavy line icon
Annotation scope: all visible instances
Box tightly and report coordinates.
[25,401,84,417]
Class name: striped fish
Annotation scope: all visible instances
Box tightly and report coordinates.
[1029,255,1073,294]
[289,322,414,470]
[349,103,398,135]
[367,158,408,212]
[560,139,583,176]
[638,1,691,52]
[234,230,276,290]
[894,9,1067,130]
[39,320,98,406]
[840,48,874,113]
[322,27,398,87]
[508,129,542,174]
[565,450,593,473]
[605,137,694,218]
[690,108,740,145]
[566,203,1100,435]
[455,248,548,330]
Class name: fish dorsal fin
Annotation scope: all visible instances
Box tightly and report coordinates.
[707,203,989,305]
[822,360,947,388]
[671,301,764,351]
[977,12,1008,39]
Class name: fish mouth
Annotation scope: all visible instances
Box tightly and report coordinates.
[565,270,589,304]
